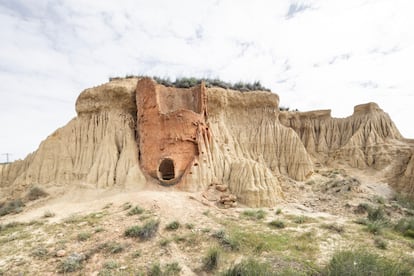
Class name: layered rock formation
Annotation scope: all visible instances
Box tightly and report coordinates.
[136,78,210,186]
[1,77,413,205]
[279,103,414,191]
[0,79,146,198]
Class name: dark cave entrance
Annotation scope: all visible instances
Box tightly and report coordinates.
[159,158,175,180]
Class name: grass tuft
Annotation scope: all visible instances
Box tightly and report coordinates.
[321,223,345,234]
[269,220,286,229]
[394,217,414,238]
[99,241,125,254]
[242,209,266,220]
[125,220,159,240]
[202,247,220,271]
[127,205,144,216]
[374,237,388,249]
[58,253,85,273]
[293,215,308,224]
[212,230,240,251]
[323,250,411,276]
[222,258,273,276]
[165,221,180,231]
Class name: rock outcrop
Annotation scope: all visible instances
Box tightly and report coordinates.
[136,78,209,186]
[1,77,413,205]
[0,79,146,198]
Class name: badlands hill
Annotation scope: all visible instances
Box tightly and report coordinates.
[1,77,414,275]
[0,77,413,206]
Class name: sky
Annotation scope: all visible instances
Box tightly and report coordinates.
[0,0,413,162]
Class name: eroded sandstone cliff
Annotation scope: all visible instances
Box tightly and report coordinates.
[1,77,413,205]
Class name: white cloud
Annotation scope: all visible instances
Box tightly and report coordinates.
[0,0,413,161]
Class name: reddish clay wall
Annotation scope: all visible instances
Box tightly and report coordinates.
[136,78,209,185]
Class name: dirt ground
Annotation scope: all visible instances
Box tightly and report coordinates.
[1,167,413,275]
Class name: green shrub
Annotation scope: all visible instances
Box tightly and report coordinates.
[0,199,25,216]
[212,230,239,251]
[58,253,85,273]
[275,208,282,215]
[394,218,414,238]
[153,76,271,92]
[374,237,387,249]
[160,238,170,247]
[203,247,220,271]
[147,261,181,276]
[77,232,91,241]
[99,242,125,254]
[367,206,386,222]
[222,258,273,276]
[323,250,411,276]
[269,220,286,229]
[125,220,159,240]
[164,262,181,275]
[354,203,371,214]
[394,193,414,210]
[165,221,180,231]
[127,206,144,216]
[94,227,105,233]
[148,262,162,276]
[242,209,266,220]
[26,186,48,201]
[373,196,386,204]
[31,246,48,258]
[103,260,119,269]
[367,221,385,235]
[293,215,307,224]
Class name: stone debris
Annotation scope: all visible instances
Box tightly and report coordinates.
[202,183,238,208]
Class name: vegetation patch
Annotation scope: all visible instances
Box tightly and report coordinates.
[291,215,312,224]
[222,258,273,276]
[99,241,125,254]
[77,231,92,241]
[58,253,86,273]
[212,229,240,251]
[125,220,159,240]
[394,217,414,238]
[393,193,414,210]
[323,250,412,276]
[103,260,119,270]
[269,220,286,229]
[148,261,181,276]
[320,223,344,234]
[165,220,180,231]
[110,75,271,92]
[154,76,271,92]
[202,247,220,271]
[241,209,266,220]
[31,246,48,258]
[0,199,25,217]
[354,202,371,214]
[127,205,144,216]
[374,237,388,249]
[26,186,48,201]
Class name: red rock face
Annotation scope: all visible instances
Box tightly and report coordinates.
[136,78,209,186]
